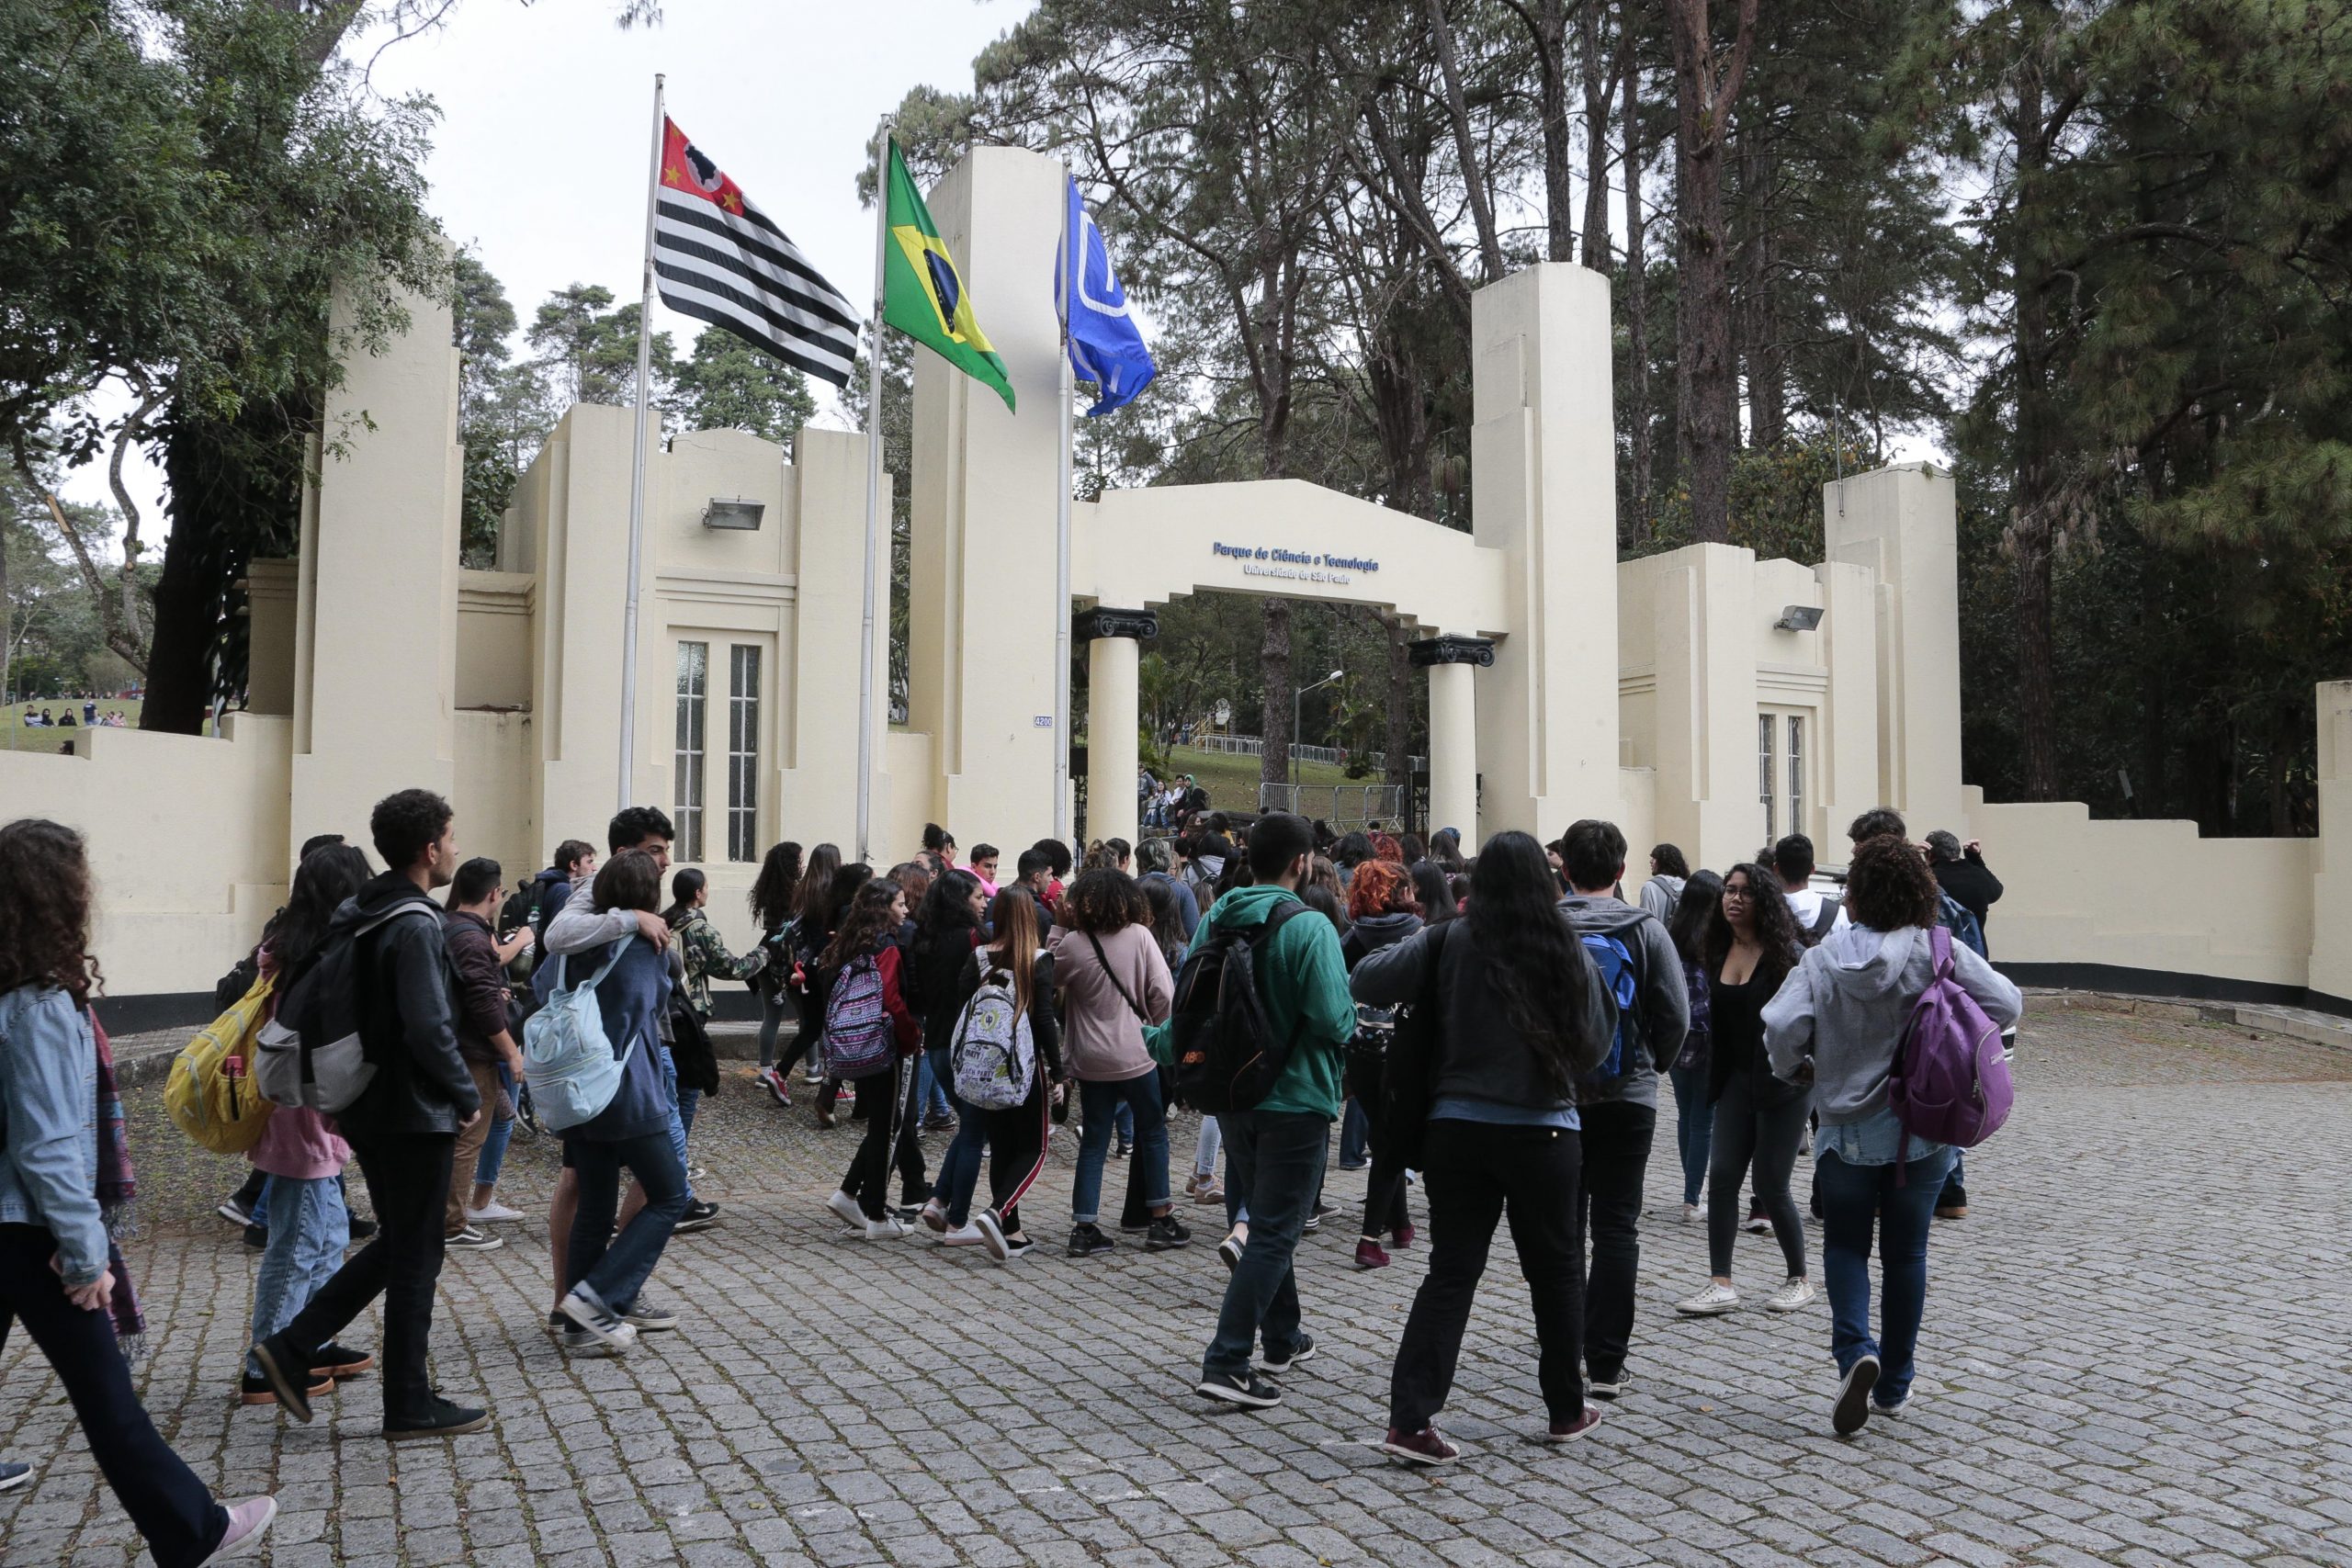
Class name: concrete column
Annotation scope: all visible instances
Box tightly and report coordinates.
[2311,681,2352,1004]
[1412,636,1492,844]
[1081,608,1155,848]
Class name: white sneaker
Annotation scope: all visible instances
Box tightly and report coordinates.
[1766,1277,1818,1313]
[465,1201,525,1224]
[918,1199,949,1235]
[940,1222,987,1247]
[1675,1281,1741,1316]
[198,1495,278,1564]
[863,1215,911,1241]
[1679,1203,1700,1224]
[1742,1214,1771,1234]
[826,1190,865,1228]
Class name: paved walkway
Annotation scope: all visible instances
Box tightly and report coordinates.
[4,1003,2348,1567]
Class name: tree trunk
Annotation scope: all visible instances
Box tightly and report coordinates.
[2009,25,2060,800]
[1425,0,1507,283]
[1259,598,1295,801]
[1623,14,1654,547]
[1382,611,1415,832]
[1577,0,1614,271]
[142,492,222,734]
[1537,0,1575,263]
[1738,125,1784,448]
[1667,0,1757,547]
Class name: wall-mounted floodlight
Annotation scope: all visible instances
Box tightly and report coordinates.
[1773,604,1825,632]
[701,498,765,531]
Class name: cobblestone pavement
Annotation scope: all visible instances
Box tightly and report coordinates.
[5,1003,2349,1567]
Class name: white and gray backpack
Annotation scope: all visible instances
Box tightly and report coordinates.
[949,965,1035,1111]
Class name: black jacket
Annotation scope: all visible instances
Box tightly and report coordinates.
[906,917,983,1054]
[334,872,479,1140]
[1352,920,1612,1113]
[1933,854,2004,930]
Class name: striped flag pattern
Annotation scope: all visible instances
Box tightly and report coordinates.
[654,118,860,387]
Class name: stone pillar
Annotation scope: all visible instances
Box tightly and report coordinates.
[242,559,299,717]
[1412,636,1492,843]
[1080,608,1156,849]
[2311,681,2352,1004]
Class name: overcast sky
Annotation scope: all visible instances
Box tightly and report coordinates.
[62,0,1037,532]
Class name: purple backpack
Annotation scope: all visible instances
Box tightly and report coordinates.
[1887,927,2014,1167]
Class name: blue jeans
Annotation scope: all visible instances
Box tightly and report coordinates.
[566,1129,689,1315]
[917,1053,954,1121]
[245,1175,349,1377]
[1815,1144,1953,1406]
[1338,1097,1370,1166]
[1667,1061,1713,1207]
[1114,1100,1135,1145]
[927,1045,987,1225]
[474,1064,516,1188]
[1073,1074,1169,1224]
[658,1045,697,1201]
[1204,1110,1326,1378]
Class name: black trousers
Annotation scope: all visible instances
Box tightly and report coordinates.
[1575,1099,1655,1383]
[1351,1057,1411,1239]
[839,1059,926,1218]
[982,1074,1052,1236]
[1707,1075,1811,1279]
[1388,1122,1585,1432]
[0,1226,227,1568]
[278,1133,453,1421]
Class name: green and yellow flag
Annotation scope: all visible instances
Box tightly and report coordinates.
[882,140,1014,411]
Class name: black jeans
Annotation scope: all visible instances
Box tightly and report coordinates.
[1389,1122,1585,1433]
[839,1058,925,1218]
[1575,1099,1655,1383]
[0,1226,227,1568]
[277,1133,454,1422]
[567,1128,689,1314]
[1351,1059,1411,1239]
[1706,1075,1811,1278]
[982,1074,1053,1235]
[1204,1110,1328,1378]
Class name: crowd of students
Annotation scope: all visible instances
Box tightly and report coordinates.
[0,784,2022,1563]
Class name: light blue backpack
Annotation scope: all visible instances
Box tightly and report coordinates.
[521,942,635,1132]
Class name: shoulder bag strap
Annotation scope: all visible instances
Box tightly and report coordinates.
[1085,930,1152,1025]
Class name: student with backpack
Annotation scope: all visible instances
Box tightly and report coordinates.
[1339,861,1423,1270]
[440,857,534,1253]
[1148,813,1357,1410]
[664,865,765,1140]
[746,840,804,1086]
[1050,868,1182,1256]
[1764,834,2022,1433]
[1675,864,1815,1317]
[956,889,1064,1259]
[0,818,281,1564]
[1351,831,1615,1463]
[537,850,688,1354]
[908,870,989,1237]
[249,790,489,1441]
[1554,818,1691,1403]
[765,844,842,1105]
[1662,870,1723,1223]
[820,878,925,1238]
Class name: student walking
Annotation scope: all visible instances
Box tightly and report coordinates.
[1352,831,1615,1463]
[547,851,690,1355]
[767,845,843,1103]
[1049,868,1182,1255]
[0,818,280,1564]
[1764,834,2022,1433]
[441,857,534,1254]
[1152,814,1357,1411]
[964,890,1064,1260]
[1662,869,1723,1223]
[908,870,989,1237]
[251,790,489,1440]
[239,844,376,1407]
[1554,819,1690,1403]
[1340,861,1423,1269]
[665,865,766,1149]
[747,840,804,1086]
[1676,864,1815,1316]
[820,878,925,1238]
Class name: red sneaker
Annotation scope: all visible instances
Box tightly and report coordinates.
[1378,1427,1460,1466]
[1544,1407,1602,1442]
[1391,1224,1416,1249]
[1354,1238,1391,1270]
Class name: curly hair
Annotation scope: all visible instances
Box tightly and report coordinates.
[1702,863,1805,993]
[1370,832,1404,863]
[1844,835,1942,931]
[1346,859,1419,923]
[823,877,904,971]
[1059,866,1149,934]
[0,819,101,1002]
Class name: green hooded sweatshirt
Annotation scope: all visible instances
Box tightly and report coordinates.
[1145,883,1358,1120]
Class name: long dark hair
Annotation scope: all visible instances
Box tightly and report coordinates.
[750,840,802,930]
[916,868,983,940]
[984,886,1040,1017]
[1668,869,1724,966]
[1463,830,1594,1098]
[822,877,899,970]
[793,843,842,927]
[1409,860,1457,924]
[664,866,706,924]
[1427,828,1468,873]
[1139,876,1187,969]
[0,819,101,1002]
[1703,862,1804,991]
[271,844,373,974]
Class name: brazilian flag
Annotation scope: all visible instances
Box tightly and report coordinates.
[882,141,1015,411]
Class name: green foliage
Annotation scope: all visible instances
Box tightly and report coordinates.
[668,332,818,449]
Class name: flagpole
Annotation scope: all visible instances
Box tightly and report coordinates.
[855,120,892,868]
[618,73,665,816]
[1053,163,1075,848]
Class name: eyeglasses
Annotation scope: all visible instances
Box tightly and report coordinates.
[1722,886,1755,900]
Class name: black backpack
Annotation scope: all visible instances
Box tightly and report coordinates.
[1168,901,1306,1113]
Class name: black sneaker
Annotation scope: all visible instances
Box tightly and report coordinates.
[673,1201,721,1235]
[1197,1369,1283,1409]
[0,1462,28,1494]
[444,1225,503,1252]
[1002,1233,1035,1258]
[347,1215,378,1241]
[384,1395,491,1441]
[1833,1355,1881,1436]
[1112,1140,1131,1158]
[1147,1215,1192,1251]
[1588,1375,1624,1401]
[216,1197,254,1227]
[559,1285,639,1353]
[1302,1201,1337,1234]
[243,1223,268,1250]
[618,1295,679,1331]
[311,1342,374,1378]
[1120,1217,1154,1235]
[249,1336,315,1423]
[238,1369,331,1407]
[1257,1333,1316,1373]
[1067,1223,1115,1257]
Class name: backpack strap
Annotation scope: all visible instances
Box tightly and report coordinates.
[1928,923,1953,979]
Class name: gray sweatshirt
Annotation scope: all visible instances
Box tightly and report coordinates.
[1556,894,1690,1111]
[1762,923,2023,1125]
[543,880,684,1042]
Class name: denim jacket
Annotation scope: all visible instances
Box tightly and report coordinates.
[0,983,107,1286]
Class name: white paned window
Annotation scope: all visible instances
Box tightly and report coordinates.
[674,641,708,863]
[1758,713,1777,844]
[728,645,762,863]
[1787,715,1806,842]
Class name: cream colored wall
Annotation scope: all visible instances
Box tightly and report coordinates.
[244,559,299,717]
[453,710,536,898]
[457,570,534,711]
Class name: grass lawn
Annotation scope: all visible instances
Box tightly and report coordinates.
[1,697,143,749]
[1155,743,1372,818]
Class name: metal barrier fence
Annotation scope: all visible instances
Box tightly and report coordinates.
[1176,736,1423,771]
[1258,784,1407,827]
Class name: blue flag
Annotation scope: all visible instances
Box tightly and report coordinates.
[1057,178,1158,417]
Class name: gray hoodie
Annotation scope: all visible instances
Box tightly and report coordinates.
[1762,923,2023,1125]
[1556,894,1690,1111]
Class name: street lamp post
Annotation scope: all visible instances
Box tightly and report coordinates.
[1292,669,1344,803]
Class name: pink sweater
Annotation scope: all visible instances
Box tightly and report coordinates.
[249,946,352,1180]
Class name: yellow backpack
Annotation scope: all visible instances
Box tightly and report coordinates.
[164,975,277,1155]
